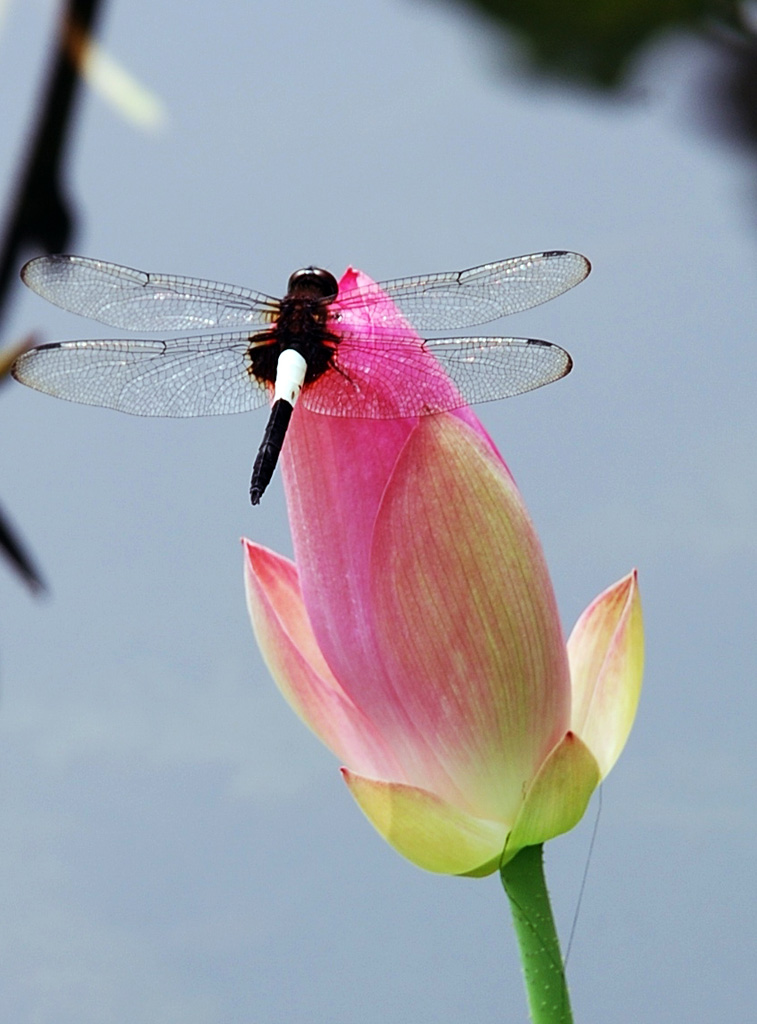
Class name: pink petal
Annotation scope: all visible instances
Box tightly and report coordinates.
[568,570,644,778]
[369,414,571,820]
[280,270,506,790]
[243,539,402,778]
[281,413,439,784]
[273,269,568,823]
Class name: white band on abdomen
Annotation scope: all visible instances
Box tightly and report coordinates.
[273,349,308,406]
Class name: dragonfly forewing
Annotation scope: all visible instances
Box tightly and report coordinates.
[21,255,281,332]
[336,251,590,331]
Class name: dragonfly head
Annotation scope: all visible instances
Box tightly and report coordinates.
[286,267,338,302]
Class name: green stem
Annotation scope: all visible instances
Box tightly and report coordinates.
[500,844,573,1024]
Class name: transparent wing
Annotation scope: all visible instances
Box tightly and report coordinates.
[21,255,281,331]
[12,332,272,417]
[424,335,572,402]
[336,251,590,331]
[300,333,572,418]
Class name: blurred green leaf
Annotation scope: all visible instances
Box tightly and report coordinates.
[458,0,734,86]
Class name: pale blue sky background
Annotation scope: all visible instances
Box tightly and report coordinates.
[0,1,755,1021]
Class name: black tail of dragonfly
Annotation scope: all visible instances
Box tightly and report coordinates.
[249,398,294,504]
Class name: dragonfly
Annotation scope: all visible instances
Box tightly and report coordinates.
[13,250,590,504]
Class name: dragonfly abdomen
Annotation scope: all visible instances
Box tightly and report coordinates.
[249,398,294,505]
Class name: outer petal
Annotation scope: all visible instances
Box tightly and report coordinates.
[282,269,502,697]
[369,414,570,821]
[243,539,402,779]
[568,570,643,778]
[342,768,508,876]
[503,732,600,864]
[280,270,511,791]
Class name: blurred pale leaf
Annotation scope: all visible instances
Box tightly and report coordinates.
[67,24,168,131]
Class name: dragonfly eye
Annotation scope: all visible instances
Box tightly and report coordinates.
[287,267,338,301]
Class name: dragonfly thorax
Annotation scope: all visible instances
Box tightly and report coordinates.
[246,276,340,389]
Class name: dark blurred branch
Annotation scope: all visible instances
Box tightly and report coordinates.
[0,0,105,329]
[0,0,106,593]
[0,506,46,594]
[0,334,45,593]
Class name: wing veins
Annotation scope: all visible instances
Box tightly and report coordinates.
[21,255,281,331]
[334,251,590,330]
[12,332,271,417]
